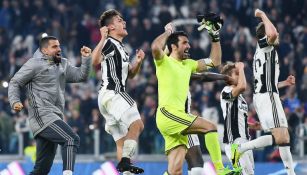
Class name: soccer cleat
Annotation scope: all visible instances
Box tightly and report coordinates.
[116,157,144,174]
[216,166,242,175]
[231,144,242,168]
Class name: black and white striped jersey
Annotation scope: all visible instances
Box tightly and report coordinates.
[101,37,130,92]
[220,86,250,144]
[253,36,279,94]
[185,91,192,114]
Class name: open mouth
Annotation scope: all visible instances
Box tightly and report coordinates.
[56,52,61,57]
[184,50,190,57]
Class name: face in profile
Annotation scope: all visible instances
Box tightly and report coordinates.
[109,15,128,37]
[176,36,190,60]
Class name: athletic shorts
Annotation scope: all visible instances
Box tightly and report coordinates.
[187,134,200,148]
[253,92,288,130]
[98,90,141,141]
[156,106,197,154]
[224,138,254,175]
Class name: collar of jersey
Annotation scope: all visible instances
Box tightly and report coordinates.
[108,36,124,46]
[169,56,183,63]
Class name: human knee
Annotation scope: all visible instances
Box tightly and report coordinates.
[273,133,290,145]
[138,120,144,132]
[65,133,80,148]
[131,119,144,133]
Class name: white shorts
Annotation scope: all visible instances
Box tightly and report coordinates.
[98,90,141,141]
[187,134,200,148]
[253,92,288,130]
[224,138,254,175]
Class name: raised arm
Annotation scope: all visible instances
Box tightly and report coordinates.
[92,27,108,66]
[151,23,173,60]
[278,75,295,89]
[196,13,223,72]
[191,72,235,85]
[66,46,92,83]
[128,49,145,78]
[8,59,37,111]
[231,62,246,97]
[255,9,278,44]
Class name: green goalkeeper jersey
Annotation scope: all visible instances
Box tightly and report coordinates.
[154,54,198,110]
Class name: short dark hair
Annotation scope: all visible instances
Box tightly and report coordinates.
[221,63,236,76]
[99,9,122,27]
[39,36,58,51]
[166,31,188,54]
[256,22,265,39]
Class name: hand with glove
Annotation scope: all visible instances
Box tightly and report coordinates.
[197,12,224,42]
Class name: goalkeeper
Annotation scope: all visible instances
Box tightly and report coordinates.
[151,12,241,175]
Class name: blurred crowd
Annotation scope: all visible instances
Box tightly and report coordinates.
[0,0,307,161]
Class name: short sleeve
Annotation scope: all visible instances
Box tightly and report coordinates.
[154,53,167,66]
[102,39,115,57]
[221,88,235,101]
[185,59,198,73]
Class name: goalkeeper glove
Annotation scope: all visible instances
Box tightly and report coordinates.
[197,12,224,42]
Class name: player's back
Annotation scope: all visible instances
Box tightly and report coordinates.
[253,37,280,94]
[154,54,197,111]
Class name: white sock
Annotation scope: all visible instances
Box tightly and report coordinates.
[279,146,296,175]
[188,170,191,175]
[191,167,203,175]
[239,135,273,153]
[123,171,134,175]
[63,170,73,175]
[122,139,137,158]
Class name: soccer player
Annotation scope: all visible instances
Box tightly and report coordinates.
[8,35,91,175]
[92,9,144,174]
[151,14,241,175]
[231,9,296,175]
[220,62,261,175]
[186,72,236,175]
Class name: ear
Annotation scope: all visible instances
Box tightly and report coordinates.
[171,44,177,51]
[41,48,47,55]
[108,24,115,30]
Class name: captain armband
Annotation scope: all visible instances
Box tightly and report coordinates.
[202,58,215,70]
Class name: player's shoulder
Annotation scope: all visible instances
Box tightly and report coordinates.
[105,38,116,48]
[222,85,233,92]
[256,43,274,54]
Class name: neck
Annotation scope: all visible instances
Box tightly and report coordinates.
[109,33,123,42]
[170,52,182,61]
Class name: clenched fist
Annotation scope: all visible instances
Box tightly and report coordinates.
[164,23,174,34]
[255,9,265,18]
[100,26,108,40]
[81,46,92,57]
[285,75,295,86]
[136,49,145,63]
[13,102,23,112]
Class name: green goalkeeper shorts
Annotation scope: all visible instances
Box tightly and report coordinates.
[156,106,198,155]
